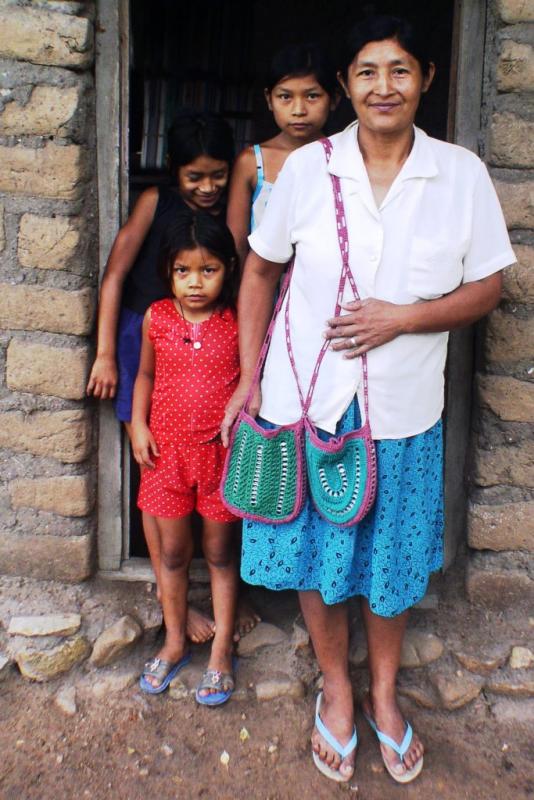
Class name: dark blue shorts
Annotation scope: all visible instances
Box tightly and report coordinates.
[113,307,144,423]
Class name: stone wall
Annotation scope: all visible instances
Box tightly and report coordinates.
[466,0,534,606]
[0,1,96,582]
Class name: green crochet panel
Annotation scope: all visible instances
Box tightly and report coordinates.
[223,422,300,519]
[305,435,368,525]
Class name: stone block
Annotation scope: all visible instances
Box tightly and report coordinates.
[55,686,77,717]
[502,245,534,304]
[0,86,80,137]
[236,622,288,656]
[0,410,91,462]
[398,683,439,710]
[468,501,534,551]
[0,284,95,336]
[473,441,534,488]
[0,655,13,682]
[495,180,534,230]
[0,7,93,68]
[9,475,93,517]
[89,616,142,667]
[466,558,534,609]
[16,634,90,682]
[477,375,534,423]
[490,114,534,169]
[7,339,90,400]
[485,309,534,365]
[431,671,483,710]
[255,675,305,701]
[0,202,4,252]
[509,646,534,668]
[497,0,534,23]
[0,143,87,201]
[400,631,445,668]
[497,40,534,93]
[0,531,93,582]
[90,669,138,698]
[486,675,534,697]
[454,648,509,674]
[8,614,81,637]
[18,214,81,270]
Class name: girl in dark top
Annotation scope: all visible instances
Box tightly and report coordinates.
[87,112,235,644]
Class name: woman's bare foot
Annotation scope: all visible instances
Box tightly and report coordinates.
[311,678,356,780]
[186,606,215,643]
[234,597,261,640]
[362,691,424,778]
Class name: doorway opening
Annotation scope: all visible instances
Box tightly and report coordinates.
[96,0,482,580]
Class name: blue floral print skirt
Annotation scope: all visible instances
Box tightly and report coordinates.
[240,400,444,617]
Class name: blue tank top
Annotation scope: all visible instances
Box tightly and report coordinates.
[250,144,274,232]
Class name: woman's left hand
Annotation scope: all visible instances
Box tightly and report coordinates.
[324,298,408,358]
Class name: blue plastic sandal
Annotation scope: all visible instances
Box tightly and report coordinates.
[364,711,424,784]
[312,692,358,783]
[139,652,192,695]
[195,657,238,707]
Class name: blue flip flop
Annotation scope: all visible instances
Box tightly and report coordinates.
[139,651,192,695]
[364,710,423,784]
[195,657,237,707]
[312,692,358,783]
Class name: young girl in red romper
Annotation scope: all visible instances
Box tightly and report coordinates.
[131,210,240,704]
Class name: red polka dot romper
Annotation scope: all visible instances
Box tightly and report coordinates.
[138,299,240,521]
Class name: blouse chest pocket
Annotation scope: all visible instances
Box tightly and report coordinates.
[407,237,465,300]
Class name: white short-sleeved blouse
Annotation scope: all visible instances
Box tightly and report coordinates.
[248,122,516,439]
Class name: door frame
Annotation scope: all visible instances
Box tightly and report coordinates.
[94,0,487,577]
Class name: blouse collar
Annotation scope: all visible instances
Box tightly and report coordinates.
[327,121,439,183]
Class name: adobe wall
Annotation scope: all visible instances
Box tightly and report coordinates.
[466,0,534,606]
[0,1,97,582]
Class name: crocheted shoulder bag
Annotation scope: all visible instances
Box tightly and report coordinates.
[221,137,377,526]
[220,259,306,523]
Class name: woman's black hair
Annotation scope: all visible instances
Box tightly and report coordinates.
[266,42,338,97]
[159,209,239,311]
[342,15,433,78]
[167,111,235,176]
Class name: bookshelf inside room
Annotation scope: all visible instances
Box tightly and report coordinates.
[129,0,256,196]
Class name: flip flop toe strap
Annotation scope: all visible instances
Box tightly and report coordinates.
[315,693,357,759]
[366,714,413,762]
[197,668,234,694]
[142,657,172,684]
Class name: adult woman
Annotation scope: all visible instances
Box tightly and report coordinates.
[222,15,515,784]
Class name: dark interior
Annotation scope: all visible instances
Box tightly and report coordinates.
[128,0,456,557]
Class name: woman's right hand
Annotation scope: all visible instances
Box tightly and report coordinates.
[131,422,160,469]
[86,355,118,399]
[221,380,261,447]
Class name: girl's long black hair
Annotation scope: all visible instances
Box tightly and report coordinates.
[266,42,338,97]
[167,111,235,176]
[159,209,239,311]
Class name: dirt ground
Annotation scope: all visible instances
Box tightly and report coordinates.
[1,564,533,800]
[1,657,533,800]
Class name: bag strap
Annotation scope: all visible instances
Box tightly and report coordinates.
[284,138,370,424]
[242,258,294,412]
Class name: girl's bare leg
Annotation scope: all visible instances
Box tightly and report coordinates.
[299,591,355,780]
[198,519,238,696]
[360,600,424,775]
[144,515,192,689]
[127,422,215,643]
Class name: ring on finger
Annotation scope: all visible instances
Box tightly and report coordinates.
[350,335,358,348]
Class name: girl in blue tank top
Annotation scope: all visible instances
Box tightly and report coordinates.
[227,43,339,266]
